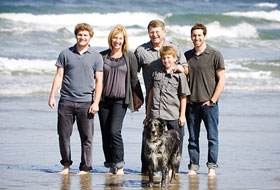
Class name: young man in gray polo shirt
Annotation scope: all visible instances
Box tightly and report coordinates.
[135,20,189,174]
[48,23,103,175]
[184,23,226,176]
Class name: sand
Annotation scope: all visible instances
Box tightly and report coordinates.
[0,91,280,189]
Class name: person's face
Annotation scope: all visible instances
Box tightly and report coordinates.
[76,30,91,47]
[111,32,124,50]
[161,54,176,71]
[148,26,166,46]
[191,29,206,48]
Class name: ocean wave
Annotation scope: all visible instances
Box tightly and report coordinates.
[167,21,258,40]
[223,10,280,22]
[254,3,278,8]
[0,12,163,28]
[0,57,56,75]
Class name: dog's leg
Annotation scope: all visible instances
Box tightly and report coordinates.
[148,167,154,187]
[161,167,167,187]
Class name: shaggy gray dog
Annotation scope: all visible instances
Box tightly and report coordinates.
[143,118,181,187]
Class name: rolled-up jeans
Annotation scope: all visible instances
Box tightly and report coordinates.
[186,103,219,171]
[57,99,94,171]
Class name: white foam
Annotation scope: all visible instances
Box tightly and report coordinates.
[224,10,280,22]
[254,3,278,8]
[0,12,162,28]
[166,21,258,40]
[0,57,56,75]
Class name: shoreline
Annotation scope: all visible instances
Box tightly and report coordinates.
[0,91,280,189]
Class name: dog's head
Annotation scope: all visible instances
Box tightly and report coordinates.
[144,118,165,141]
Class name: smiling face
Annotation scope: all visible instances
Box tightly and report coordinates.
[148,26,166,47]
[191,29,207,48]
[75,30,91,48]
[161,54,176,71]
[111,32,124,51]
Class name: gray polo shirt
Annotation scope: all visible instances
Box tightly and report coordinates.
[56,45,103,102]
[135,40,187,97]
[149,69,190,120]
[184,45,225,103]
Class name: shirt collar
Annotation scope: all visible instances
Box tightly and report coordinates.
[70,44,93,54]
[192,44,211,56]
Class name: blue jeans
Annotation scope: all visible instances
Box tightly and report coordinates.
[57,99,94,171]
[98,98,127,168]
[186,103,219,171]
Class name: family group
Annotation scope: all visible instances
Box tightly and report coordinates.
[48,20,226,177]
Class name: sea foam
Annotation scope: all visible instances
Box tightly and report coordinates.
[224,10,280,22]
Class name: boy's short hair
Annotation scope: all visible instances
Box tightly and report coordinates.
[147,20,165,31]
[160,46,177,58]
[191,22,207,36]
[74,23,94,37]
[108,24,128,52]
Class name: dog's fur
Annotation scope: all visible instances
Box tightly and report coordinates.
[143,118,181,187]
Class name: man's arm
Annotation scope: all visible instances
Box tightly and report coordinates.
[211,69,226,103]
[203,68,226,106]
[89,71,103,114]
[48,67,64,109]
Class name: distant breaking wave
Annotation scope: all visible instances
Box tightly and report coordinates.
[223,10,280,22]
[254,3,278,8]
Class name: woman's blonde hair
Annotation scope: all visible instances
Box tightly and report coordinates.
[108,25,128,52]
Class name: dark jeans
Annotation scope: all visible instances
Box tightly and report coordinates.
[186,103,219,171]
[57,99,94,171]
[98,98,127,168]
[141,119,184,173]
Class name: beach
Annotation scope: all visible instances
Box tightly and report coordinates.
[1,0,280,189]
[0,91,280,189]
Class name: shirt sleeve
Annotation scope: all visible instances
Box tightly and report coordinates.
[55,51,65,68]
[179,73,190,97]
[94,53,104,72]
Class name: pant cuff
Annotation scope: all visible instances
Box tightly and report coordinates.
[188,164,200,171]
[112,161,125,168]
[207,162,218,169]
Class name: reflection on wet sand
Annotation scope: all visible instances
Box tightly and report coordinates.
[60,174,70,190]
[104,174,124,189]
[208,176,216,190]
[80,174,92,190]
[189,175,199,190]
[188,175,217,190]
[140,173,181,189]
[58,172,217,189]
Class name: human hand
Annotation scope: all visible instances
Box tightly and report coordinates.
[89,103,99,114]
[48,97,56,109]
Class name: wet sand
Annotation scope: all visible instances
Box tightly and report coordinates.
[0,91,280,189]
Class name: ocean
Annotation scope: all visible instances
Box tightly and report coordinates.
[0,0,280,189]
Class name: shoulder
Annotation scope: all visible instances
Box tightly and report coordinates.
[206,45,223,57]
[184,48,195,59]
[135,41,152,53]
[165,41,182,49]
[99,49,110,56]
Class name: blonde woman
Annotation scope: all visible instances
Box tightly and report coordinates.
[98,25,143,175]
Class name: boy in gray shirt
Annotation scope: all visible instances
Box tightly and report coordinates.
[146,46,190,174]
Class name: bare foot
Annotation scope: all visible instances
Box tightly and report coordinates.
[109,167,115,175]
[187,170,197,176]
[208,168,215,176]
[59,166,70,175]
[116,167,124,175]
[77,171,89,175]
